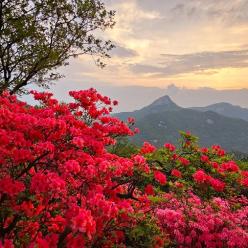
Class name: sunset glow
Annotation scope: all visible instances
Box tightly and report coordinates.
[68,0,248,90]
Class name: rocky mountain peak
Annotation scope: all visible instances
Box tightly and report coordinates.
[150,95,176,107]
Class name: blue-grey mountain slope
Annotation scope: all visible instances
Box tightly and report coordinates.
[115,96,248,153]
[191,103,248,122]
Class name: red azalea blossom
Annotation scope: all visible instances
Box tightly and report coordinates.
[71,209,96,238]
[140,142,156,154]
[171,169,182,178]
[154,171,167,185]
[178,157,190,166]
[211,161,219,169]
[241,178,248,187]
[193,170,209,184]
[221,161,239,172]
[145,184,155,195]
[164,143,176,152]
[242,171,248,177]
[209,177,225,192]
[127,117,135,124]
[133,154,146,165]
[200,155,209,163]
[175,182,184,188]
[201,147,209,153]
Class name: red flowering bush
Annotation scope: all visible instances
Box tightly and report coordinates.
[144,131,248,199]
[156,193,248,248]
[1,88,248,248]
[0,89,165,247]
[141,133,248,247]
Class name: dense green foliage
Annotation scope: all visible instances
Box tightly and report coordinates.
[0,0,115,94]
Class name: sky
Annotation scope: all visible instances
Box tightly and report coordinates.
[31,0,248,112]
[56,0,248,91]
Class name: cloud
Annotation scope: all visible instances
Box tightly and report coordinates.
[136,0,248,24]
[49,1,248,91]
[110,45,138,57]
[171,3,184,14]
[130,49,248,76]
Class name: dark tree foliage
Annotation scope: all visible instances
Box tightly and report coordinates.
[0,0,115,94]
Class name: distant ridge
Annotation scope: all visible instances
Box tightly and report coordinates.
[191,102,248,122]
[115,95,248,153]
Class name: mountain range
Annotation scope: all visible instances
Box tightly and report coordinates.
[44,82,248,113]
[191,103,248,122]
[115,95,248,153]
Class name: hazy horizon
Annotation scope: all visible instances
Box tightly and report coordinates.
[43,82,248,113]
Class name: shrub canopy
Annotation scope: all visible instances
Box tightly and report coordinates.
[0,89,248,247]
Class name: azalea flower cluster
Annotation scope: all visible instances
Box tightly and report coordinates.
[0,90,165,247]
[192,170,226,192]
[1,88,248,248]
[156,193,248,248]
[141,135,248,247]
[145,132,248,200]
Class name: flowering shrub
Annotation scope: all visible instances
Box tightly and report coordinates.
[142,132,248,247]
[1,88,248,247]
[0,90,165,247]
[156,193,248,248]
[144,131,248,199]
